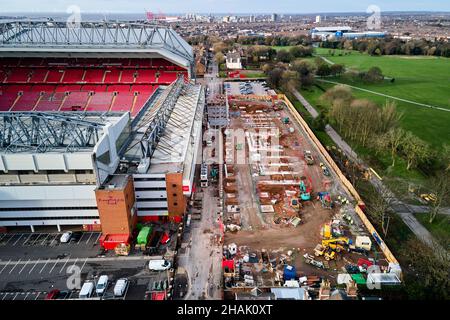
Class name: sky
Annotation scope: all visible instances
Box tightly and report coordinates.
[0,0,449,14]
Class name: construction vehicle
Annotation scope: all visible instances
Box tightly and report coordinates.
[299,177,312,201]
[420,193,437,204]
[319,163,331,176]
[314,244,336,261]
[322,237,352,253]
[290,198,301,210]
[304,150,314,165]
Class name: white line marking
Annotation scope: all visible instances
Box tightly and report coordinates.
[31,234,43,245]
[12,293,19,300]
[12,234,24,246]
[0,234,7,242]
[0,260,11,274]
[70,258,79,271]
[23,234,33,245]
[18,259,30,274]
[9,259,21,274]
[40,234,50,245]
[4,235,15,245]
[94,232,102,244]
[50,234,59,246]
[39,259,50,274]
[85,232,94,244]
[49,259,60,274]
[29,259,40,274]
[59,256,71,274]
[80,258,88,273]
[24,292,30,300]
[35,292,40,300]
[2,293,7,300]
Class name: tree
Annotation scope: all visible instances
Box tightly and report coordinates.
[276,49,292,63]
[214,52,225,65]
[362,66,384,83]
[291,59,316,87]
[330,64,345,76]
[401,132,431,170]
[400,238,450,300]
[267,68,285,88]
[365,185,394,238]
[377,128,406,167]
[316,63,331,76]
[320,84,354,107]
[428,171,450,223]
[442,144,450,171]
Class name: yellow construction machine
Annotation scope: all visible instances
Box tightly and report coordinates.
[321,237,351,253]
[314,244,336,261]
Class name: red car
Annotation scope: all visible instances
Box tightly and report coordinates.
[45,289,60,300]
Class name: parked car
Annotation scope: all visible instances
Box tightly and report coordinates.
[79,281,95,299]
[148,259,171,271]
[114,278,129,297]
[45,289,60,300]
[60,231,72,243]
[95,275,109,295]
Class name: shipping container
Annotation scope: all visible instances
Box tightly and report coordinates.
[137,226,153,245]
[99,234,130,250]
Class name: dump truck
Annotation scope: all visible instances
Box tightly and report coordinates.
[304,150,314,165]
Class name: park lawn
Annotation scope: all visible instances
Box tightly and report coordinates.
[271,45,295,51]
[415,213,450,243]
[310,49,450,149]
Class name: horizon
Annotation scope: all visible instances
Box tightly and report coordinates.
[1,0,450,15]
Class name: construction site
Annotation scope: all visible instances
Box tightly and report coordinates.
[218,82,401,300]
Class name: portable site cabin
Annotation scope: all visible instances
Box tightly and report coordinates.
[137,226,153,245]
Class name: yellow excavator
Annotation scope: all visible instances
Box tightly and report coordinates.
[314,244,336,261]
[322,237,351,253]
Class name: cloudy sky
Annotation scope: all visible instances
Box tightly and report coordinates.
[1,0,449,13]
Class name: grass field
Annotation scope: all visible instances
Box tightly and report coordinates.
[415,213,450,243]
[312,48,450,149]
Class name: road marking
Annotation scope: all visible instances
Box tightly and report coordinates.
[18,259,31,274]
[9,259,21,274]
[24,292,30,300]
[70,258,79,271]
[40,234,50,246]
[29,259,40,274]
[39,259,50,274]
[0,233,7,242]
[85,232,94,244]
[35,292,40,300]
[23,234,33,245]
[50,234,59,246]
[2,293,7,300]
[59,256,71,274]
[94,232,102,244]
[31,233,43,245]
[4,234,15,245]
[0,260,11,274]
[12,293,19,300]
[12,234,24,246]
[49,259,60,274]
[80,258,88,273]
[77,233,85,245]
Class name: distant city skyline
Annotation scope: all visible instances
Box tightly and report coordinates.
[1,0,450,14]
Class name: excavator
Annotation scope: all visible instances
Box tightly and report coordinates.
[321,237,352,253]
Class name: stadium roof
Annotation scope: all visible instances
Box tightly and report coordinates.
[0,21,193,68]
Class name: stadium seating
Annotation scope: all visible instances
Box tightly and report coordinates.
[0,57,187,115]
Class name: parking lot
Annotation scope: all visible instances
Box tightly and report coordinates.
[224,81,269,96]
[0,232,102,261]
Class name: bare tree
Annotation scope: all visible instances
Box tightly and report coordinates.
[401,132,431,170]
[428,171,450,223]
[377,128,405,167]
[365,185,395,238]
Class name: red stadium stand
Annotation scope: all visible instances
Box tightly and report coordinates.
[0,92,18,111]
[60,91,90,111]
[10,91,41,111]
[85,92,113,112]
[0,57,187,116]
[34,92,65,111]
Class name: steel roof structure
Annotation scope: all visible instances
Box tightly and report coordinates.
[0,112,114,153]
[0,21,194,74]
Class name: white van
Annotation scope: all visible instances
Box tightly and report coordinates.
[96,275,109,295]
[148,259,171,271]
[114,278,129,297]
[79,281,95,299]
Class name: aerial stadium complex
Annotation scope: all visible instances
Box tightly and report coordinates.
[0,21,203,235]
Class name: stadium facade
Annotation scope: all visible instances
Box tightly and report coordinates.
[0,21,203,234]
